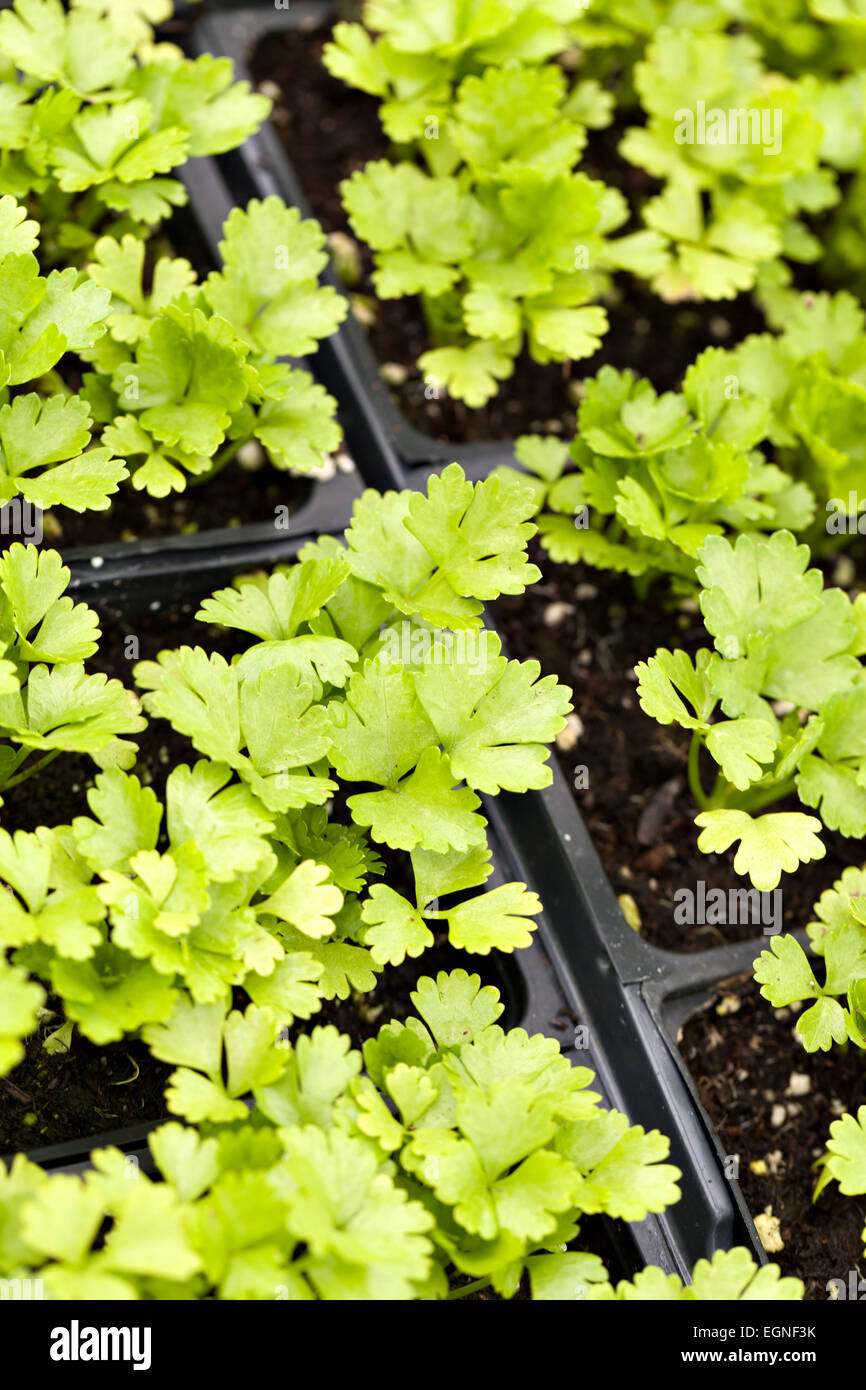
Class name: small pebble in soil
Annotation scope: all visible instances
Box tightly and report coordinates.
[575,582,598,601]
[327,231,363,287]
[543,600,575,626]
[716,994,741,1016]
[238,441,266,471]
[755,1207,784,1253]
[771,1103,787,1128]
[380,361,409,386]
[350,295,376,327]
[786,1071,812,1097]
[834,553,857,588]
[555,712,584,753]
[750,1158,768,1175]
[258,79,281,101]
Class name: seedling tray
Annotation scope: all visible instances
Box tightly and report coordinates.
[8,0,780,1287]
[186,1,519,483]
[181,6,786,1272]
[18,480,768,1285]
[59,143,360,570]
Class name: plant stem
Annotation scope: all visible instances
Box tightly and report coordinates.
[2,749,62,791]
[687,730,711,810]
[736,776,798,814]
[187,439,244,489]
[447,1277,493,1300]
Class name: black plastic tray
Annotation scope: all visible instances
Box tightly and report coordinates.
[7,0,781,1286]
[185,2,799,1277]
[55,120,359,569]
[20,486,770,1282]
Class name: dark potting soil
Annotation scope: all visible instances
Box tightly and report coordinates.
[494,545,866,953]
[682,974,866,1300]
[0,1031,170,1155]
[44,465,315,555]
[249,23,767,445]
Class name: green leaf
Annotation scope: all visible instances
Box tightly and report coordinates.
[754,934,820,1007]
[695,809,825,890]
[635,648,716,729]
[697,531,822,652]
[405,464,540,603]
[580,368,695,457]
[128,53,270,157]
[73,769,161,873]
[260,861,343,941]
[705,718,779,790]
[0,0,134,96]
[254,370,342,473]
[0,196,39,256]
[361,885,433,966]
[205,197,347,357]
[445,882,541,954]
[148,1122,219,1204]
[410,969,503,1049]
[0,955,44,1076]
[0,544,100,662]
[328,664,436,787]
[417,341,515,407]
[112,304,251,458]
[255,1025,361,1129]
[818,1106,866,1197]
[413,630,569,793]
[347,745,486,853]
[143,996,226,1082]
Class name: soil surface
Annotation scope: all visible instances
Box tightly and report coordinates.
[682,974,866,1301]
[0,1032,170,1155]
[250,22,767,445]
[48,466,315,555]
[494,545,866,953]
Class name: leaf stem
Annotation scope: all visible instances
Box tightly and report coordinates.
[2,749,62,791]
[447,1277,493,1300]
[188,439,244,489]
[736,776,798,815]
[687,729,711,810]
